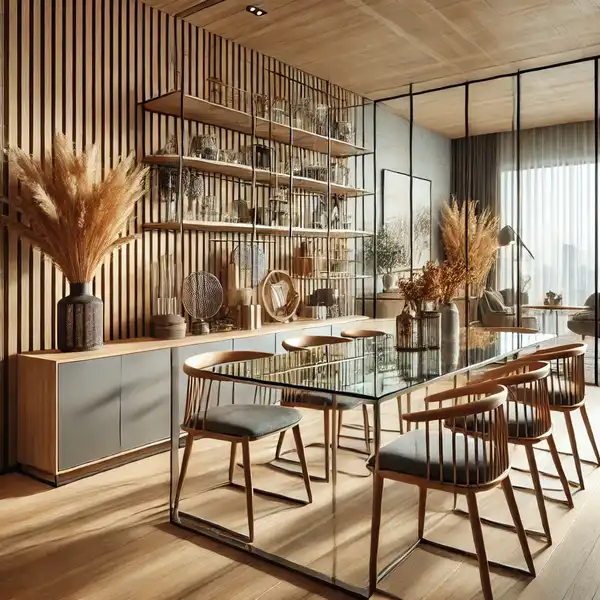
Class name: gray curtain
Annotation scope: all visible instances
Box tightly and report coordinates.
[450,133,502,289]
[451,133,501,217]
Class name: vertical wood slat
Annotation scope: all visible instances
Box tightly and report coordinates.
[0,0,367,470]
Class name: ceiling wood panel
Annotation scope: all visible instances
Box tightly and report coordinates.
[145,0,600,100]
[384,62,596,138]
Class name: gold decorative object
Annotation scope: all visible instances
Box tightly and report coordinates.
[261,270,300,323]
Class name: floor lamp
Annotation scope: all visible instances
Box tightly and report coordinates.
[498,224,535,260]
[498,225,535,320]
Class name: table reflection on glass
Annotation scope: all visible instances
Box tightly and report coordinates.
[169,322,553,598]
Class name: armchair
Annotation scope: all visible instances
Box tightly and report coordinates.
[567,294,600,339]
[478,289,537,330]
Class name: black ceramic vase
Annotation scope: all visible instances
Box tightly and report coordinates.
[57,282,103,352]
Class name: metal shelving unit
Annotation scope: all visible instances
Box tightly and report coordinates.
[140,32,375,328]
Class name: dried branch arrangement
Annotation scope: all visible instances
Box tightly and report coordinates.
[398,261,440,311]
[441,197,499,291]
[3,134,148,283]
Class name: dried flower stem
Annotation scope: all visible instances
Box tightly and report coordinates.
[3,134,148,283]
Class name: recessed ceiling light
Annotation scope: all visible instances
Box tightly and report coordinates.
[246,5,267,16]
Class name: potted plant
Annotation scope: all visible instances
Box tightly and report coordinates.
[365,220,409,292]
[3,134,147,351]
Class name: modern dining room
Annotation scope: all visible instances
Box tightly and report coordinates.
[4,1,600,600]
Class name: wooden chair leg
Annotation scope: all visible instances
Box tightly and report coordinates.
[323,409,331,484]
[292,425,313,503]
[229,442,238,484]
[580,405,600,465]
[275,430,285,459]
[466,491,493,600]
[337,410,343,448]
[502,476,536,576]
[547,434,574,508]
[331,406,338,488]
[418,486,427,539]
[241,438,255,543]
[174,433,194,512]
[565,412,585,490]
[525,445,552,543]
[396,395,404,434]
[362,404,371,454]
[369,473,384,596]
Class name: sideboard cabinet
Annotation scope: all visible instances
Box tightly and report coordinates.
[17,317,362,485]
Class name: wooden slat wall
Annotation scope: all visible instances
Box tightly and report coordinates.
[0,0,366,470]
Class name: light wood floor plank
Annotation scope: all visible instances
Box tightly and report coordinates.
[2,386,600,599]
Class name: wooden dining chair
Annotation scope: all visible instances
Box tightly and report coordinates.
[339,328,389,449]
[369,383,535,600]
[174,350,312,543]
[481,326,539,334]
[450,360,573,543]
[277,335,367,482]
[516,343,600,490]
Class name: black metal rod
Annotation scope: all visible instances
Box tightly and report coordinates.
[516,72,522,326]
[374,53,600,104]
[409,84,414,277]
[177,18,185,316]
[326,81,332,295]
[373,102,378,317]
[464,83,470,358]
[595,58,599,386]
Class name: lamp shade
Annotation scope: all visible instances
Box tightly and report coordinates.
[498,225,516,247]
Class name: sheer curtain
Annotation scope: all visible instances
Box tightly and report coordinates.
[499,122,596,307]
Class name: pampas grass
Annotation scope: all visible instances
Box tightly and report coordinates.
[3,134,148,283]
[441,197,499,291]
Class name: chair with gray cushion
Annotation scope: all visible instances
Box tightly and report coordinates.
[277,335,368,483]
[465,360,573,543]
[174,350,312,543]
[567,293,600,339]
[479,289,537,330]
[516,343,600,491]
[369,383,535,600]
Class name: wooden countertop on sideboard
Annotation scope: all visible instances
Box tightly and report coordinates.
[19,315,371,364]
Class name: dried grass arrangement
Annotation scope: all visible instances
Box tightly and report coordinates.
[3,134,148,351]
[3,134,147,283]
[441,197,499,292]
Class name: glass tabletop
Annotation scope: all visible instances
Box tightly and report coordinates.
[210,326,554,402]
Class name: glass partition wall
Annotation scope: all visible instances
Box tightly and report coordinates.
[375,58,600,384]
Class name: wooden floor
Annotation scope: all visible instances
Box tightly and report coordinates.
[3,383,600,600]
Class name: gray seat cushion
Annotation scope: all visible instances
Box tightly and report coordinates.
[281,389,361,410]
[189,405,301,438]
[368,429,491,485]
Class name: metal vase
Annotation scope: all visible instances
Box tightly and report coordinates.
[57,282,103,352]
[440,302,460,342]
[440,302,460,370]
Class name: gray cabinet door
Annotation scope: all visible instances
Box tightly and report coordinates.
[58,357,121,470]
[232,334,276,405]
[121,349,171,451]
[171,341,233,427]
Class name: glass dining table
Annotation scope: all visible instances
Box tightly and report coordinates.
[169,324,553,598]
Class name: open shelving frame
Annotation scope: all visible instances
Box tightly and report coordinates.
[140,24,376,331]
